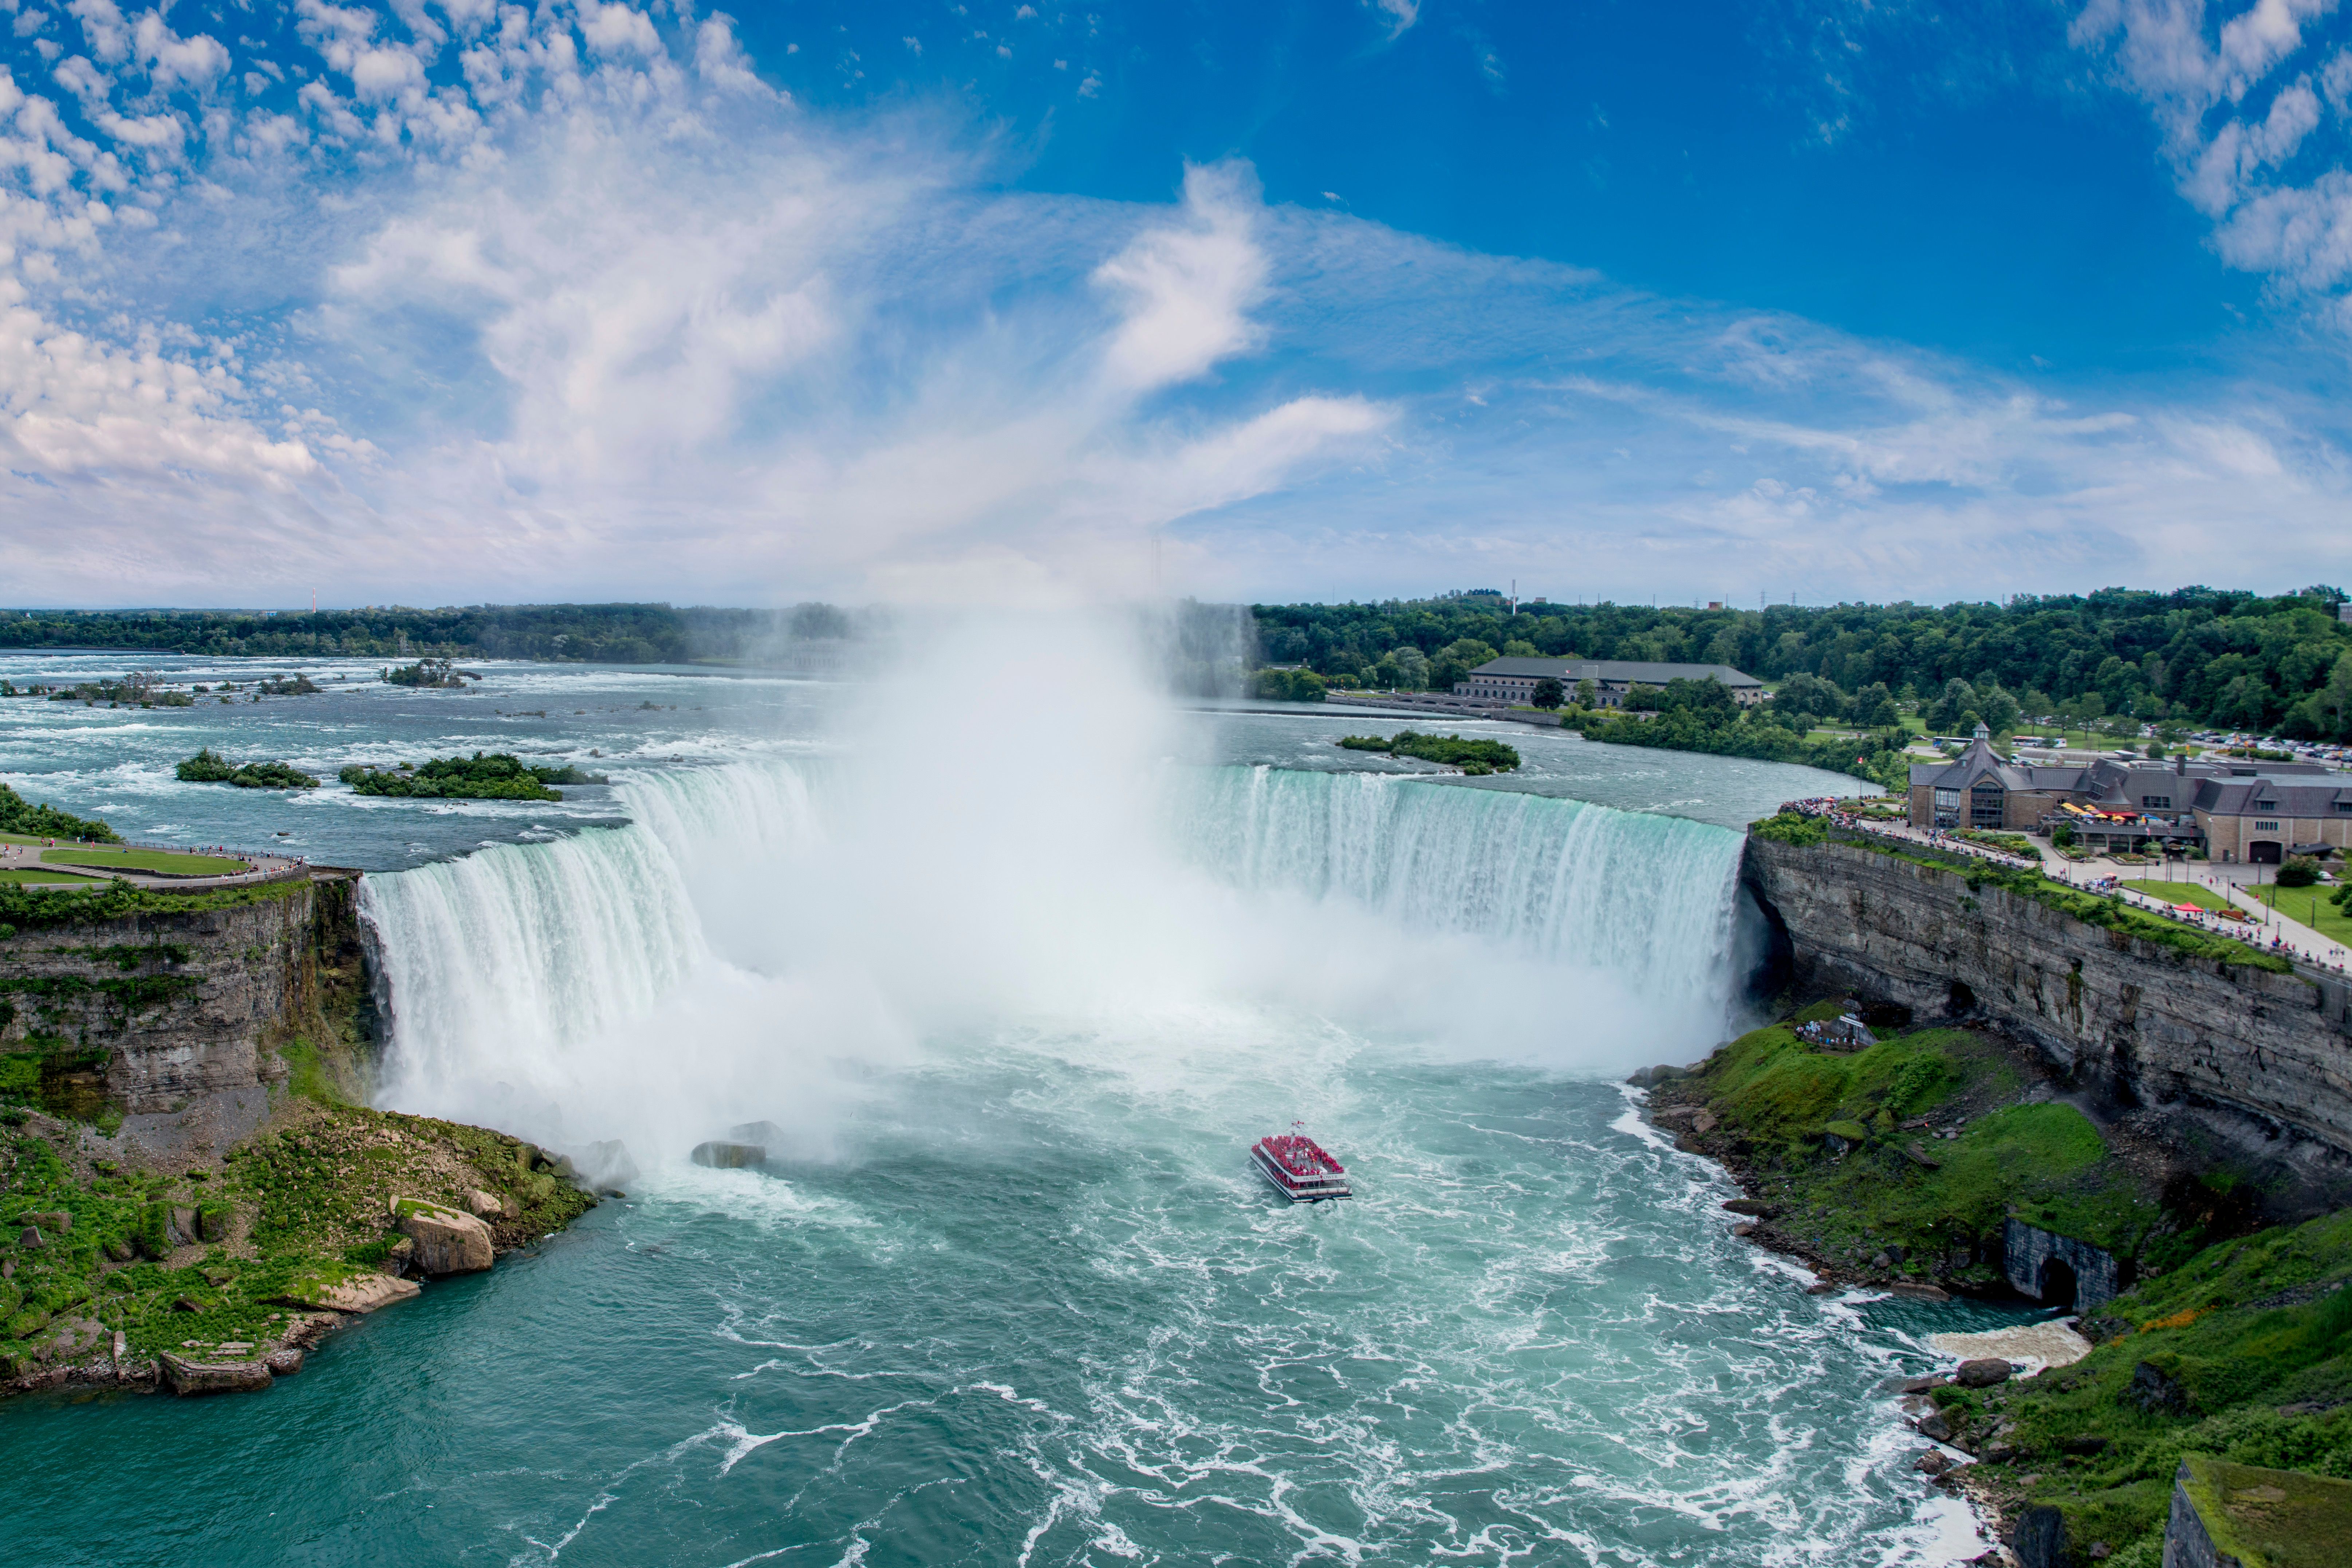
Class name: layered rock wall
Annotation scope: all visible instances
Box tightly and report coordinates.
[0,876,364,1114]
[1741,836,2352,1175]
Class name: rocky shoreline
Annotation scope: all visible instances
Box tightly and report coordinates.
[1632,1085,2064,1564]
[1,1096,607,1404]
[1630,1047,2111,1566]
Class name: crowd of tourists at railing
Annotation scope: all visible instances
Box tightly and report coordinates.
[1773,797,2348,975]
[1776,797,2040,869]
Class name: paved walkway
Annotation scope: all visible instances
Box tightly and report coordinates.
[2053,857,2348,974]
[1783,801,2350,978]
[0,839,311,893]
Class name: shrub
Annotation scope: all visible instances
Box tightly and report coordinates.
[1249,668,1327,703]
[175,748,235,783]
[2276,856,2320,889]
[1337,732,1521,772]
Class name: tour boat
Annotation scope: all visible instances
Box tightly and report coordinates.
[1252,1123,1352,1202]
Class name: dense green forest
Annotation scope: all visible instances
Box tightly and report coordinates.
[1252,587,2352,740]
[0,602,858,664]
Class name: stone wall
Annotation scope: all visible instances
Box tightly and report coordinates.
[0,876,365,1114]
[1741,835,2352,1189]
[2003,1218,2125,1313]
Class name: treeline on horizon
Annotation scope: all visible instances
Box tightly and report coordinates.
[1251,585,2352,740]
[0,602,862,665]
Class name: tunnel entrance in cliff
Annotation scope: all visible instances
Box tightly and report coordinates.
[2039,1257,2080,1312]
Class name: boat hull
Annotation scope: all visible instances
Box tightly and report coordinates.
[1252,1142,1351,1202]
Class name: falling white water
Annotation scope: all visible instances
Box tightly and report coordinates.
[1174,764,1741,995]
[363,756,1746,1155]
[359,612,1751,1162]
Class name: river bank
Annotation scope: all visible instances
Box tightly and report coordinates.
[1642,994,2352,1564]
[1,1097,600,1399]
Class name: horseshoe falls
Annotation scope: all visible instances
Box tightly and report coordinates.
[297,755,1986,1568]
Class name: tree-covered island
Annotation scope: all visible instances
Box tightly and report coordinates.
[1336,732,1522,774]
[337,752,606,801]
[176,750,320,790]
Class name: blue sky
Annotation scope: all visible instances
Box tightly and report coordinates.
[2,0,2350,608]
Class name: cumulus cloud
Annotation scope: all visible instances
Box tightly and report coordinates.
[1094,162,1269,391]
[0,1,2346,607]
[2074,0,2352,319]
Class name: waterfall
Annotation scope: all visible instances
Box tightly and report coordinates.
[359,759,1749,1143]
[1171,765,1744,1002]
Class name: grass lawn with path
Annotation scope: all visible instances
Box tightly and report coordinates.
[2120,879,2237,913]
[0,867,104,885]
[2247,883,2352,945]
[40,847,250,876]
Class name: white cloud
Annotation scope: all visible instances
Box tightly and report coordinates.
[1093,161,1268,391]
[1366,0,1418,41]
[0,2,2345,607]
[2074,0,2352,320]
[579,0,660,59]
[133,12,230,93]
[693,12,769,95]
[63,0,127,65]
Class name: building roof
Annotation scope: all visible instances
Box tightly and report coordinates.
[1909,742,2352,821]
[2190,776,2352,817]
[1467,657,1761,688]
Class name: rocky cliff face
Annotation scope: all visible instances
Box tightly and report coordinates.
[1741,836,2352,1191]
[0,877,367,1116]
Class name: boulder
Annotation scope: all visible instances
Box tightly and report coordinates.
[263,1348,305,1376]
[464,1189,504,1220]
[20,1209,70,1233]
[2124,1358,2190,1415]
[2061,1434,2109,1455]
[385,1236,416,1276]
[1954,1358,2014,1388]
[1914,1449,1951,1476]
[2010,1504,2066,1568]
[272,1272,422,1315]
[16,1227,39,1250]
[392,1199,494,1275]
[1732,1222,1759,1237]
[575,1139,639,1196]
[160,1352,272,1396]
[1915,1409,1954,1442]
[1721,1198,1774,1217]
[1888,1282,1953,1303]
[171,1206,198,1244]
[1895,1374,1945,1394]
[1626,1065,1686,1088]
[691,1141,764,1170]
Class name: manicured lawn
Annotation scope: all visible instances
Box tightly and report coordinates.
[0,867,103,885]
[2120,879,2237,913]
[42,847,249,875]
[2248,883,2352,945]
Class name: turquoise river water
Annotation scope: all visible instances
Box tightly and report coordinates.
[0,647,2034,1566]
